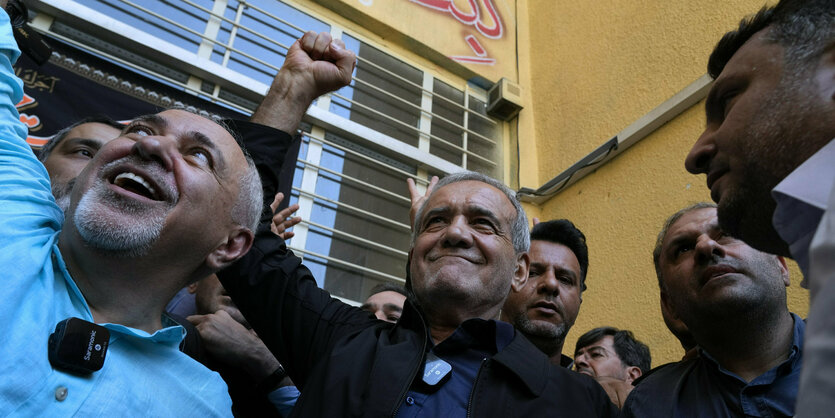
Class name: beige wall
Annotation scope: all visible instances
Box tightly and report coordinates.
[312,0,519,82]
[519,0,808,365]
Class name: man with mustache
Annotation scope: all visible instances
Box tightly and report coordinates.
[621,203,804,417]
[0,5,353,412]
[682,0,833,413]
[501,219,588,368]
[219,172,618,416]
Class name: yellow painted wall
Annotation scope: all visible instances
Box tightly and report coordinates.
[311,0,519,82]
[520,0,809,366]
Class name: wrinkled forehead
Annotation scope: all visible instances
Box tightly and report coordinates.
[666,208,717,240]
[422,180,515,222]
[153,110,238,147]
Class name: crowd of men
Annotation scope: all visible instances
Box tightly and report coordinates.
[0,0,832,415]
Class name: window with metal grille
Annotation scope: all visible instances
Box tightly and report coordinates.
[30,0,503,303]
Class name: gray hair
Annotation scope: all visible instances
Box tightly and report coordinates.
[652,202,718,290]
[411,171,530,254]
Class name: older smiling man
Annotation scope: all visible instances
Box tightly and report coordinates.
[219,172,618,416]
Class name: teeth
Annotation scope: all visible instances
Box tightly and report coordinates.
[114,172,156,197]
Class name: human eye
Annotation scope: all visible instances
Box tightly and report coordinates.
[124,123,153,137]
[188,148,213,167]
[472,217,497,231]
[72,147,95,158]
[558,275,576,286]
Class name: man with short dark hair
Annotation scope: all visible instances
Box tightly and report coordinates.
[501,219,588,368]
[683,1,833,413]
[361,282,408,323]
[574,327,651,408]
[622,204,804,417]
[219,172,618,416]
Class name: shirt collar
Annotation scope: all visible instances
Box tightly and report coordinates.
[53,244,186,347]
[772,139,835,276]
[431,318,515,355]
[700,313,805,384]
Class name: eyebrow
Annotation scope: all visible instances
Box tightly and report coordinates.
[577,346,607,356]
[383,303,403,313]
[129,114,167,132]
[186,130,225,171]
[422,206,450,224]
[704,81,723,121]
[359,303,375,312]
[665,222,723,253]
[61,137,104,151]
[466,205,502,227]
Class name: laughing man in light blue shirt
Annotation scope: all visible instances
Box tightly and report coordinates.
[0,7,263,415]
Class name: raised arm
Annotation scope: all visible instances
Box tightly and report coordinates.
[250,31,356,134]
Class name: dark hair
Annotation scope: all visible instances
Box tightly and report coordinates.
[652,202,717,290]
[575,327,652,374]
[530,219,589,291]
[38,115,124,162]
[708,0,835,80]
[368,282,408,299]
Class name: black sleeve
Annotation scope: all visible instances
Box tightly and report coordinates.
[218,121,376,389]
[224,119,301,227]
[166,312,205,363]
[217,227,376,390]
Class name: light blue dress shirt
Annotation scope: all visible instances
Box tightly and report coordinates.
[0,11,232,416]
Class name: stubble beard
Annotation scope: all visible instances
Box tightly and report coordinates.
[73,179,167,258]
[717,76,818,257]
[413,257,514,318]
[51,178,74,213]
[513,312,567,357]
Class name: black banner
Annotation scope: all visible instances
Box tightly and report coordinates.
[13,36,245,149]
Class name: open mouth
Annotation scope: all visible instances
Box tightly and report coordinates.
[110,171,161,201]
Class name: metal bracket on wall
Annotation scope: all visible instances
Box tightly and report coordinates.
[518,74,713,204]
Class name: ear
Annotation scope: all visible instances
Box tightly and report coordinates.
[206,226,254,271]
[775,256,790,287]
[186,281,199,294]
[660,290,680,321]
[624,365,642,384]
[510,252,530,292]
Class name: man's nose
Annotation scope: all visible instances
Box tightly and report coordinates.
[537,270,560,296]
[685,129,717,175]
[574,353,588,369]
[441,216,474,248]
[133,134,176,171]
[694,234,726,263]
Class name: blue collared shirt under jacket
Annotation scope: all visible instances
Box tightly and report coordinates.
[396,318,515,417]
[622,313,805,418]
[0,10,231,416]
